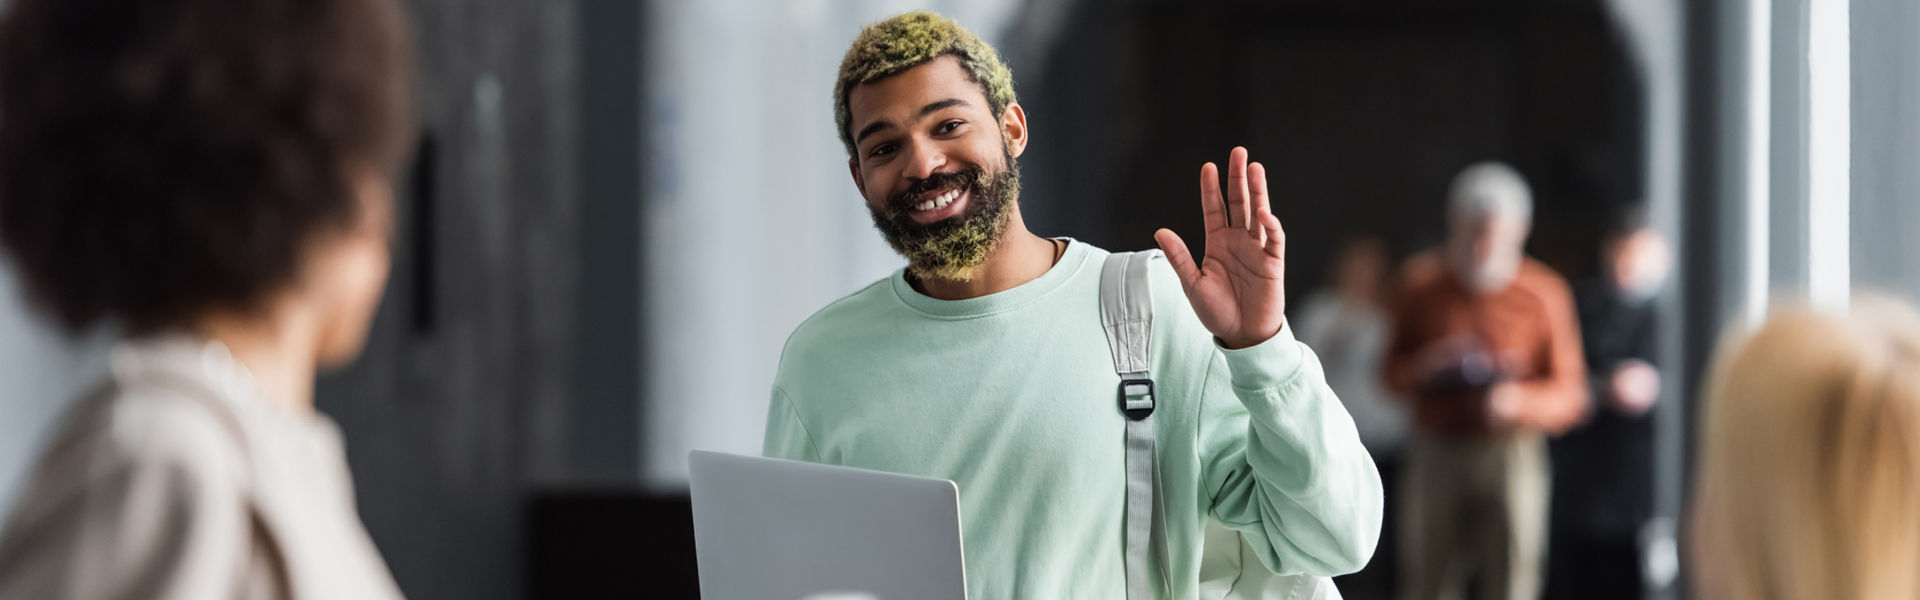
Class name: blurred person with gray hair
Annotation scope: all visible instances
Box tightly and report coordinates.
[1383,162,1589,600]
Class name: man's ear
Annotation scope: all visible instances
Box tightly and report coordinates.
[1001,103,1029,158]
[848,159,867,197]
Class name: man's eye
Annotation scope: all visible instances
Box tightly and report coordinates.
[937,120,963,134]
[869,144,896,158]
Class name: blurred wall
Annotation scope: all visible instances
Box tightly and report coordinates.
[571,0,646,485]
[0,263,92,516]
[1852,0,1920,301]
[640,0,1025,489]
[312,1,580,599]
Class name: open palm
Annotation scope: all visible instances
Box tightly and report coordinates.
[1153,147,1287,350]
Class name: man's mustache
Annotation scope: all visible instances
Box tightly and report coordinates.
[887,167,987,214]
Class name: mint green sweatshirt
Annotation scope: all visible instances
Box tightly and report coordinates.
[764,240,1382,599]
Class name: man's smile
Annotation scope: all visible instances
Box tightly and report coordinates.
[908,186,970,224]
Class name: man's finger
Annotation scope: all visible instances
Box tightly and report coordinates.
[1154,228,1201,288]
[1250,161,1277,248]
[1250,161,1273,219]
[1227,147,1250,231]
[1199,162,1225,231]
[1260,210,1286,260]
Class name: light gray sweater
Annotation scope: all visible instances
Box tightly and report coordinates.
[0,337,403,600]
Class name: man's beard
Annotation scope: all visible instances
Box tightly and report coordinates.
[1449,246,1520,295]
[868,152,1021,282]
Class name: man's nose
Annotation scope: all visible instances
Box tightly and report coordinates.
[900,139,946,181]
[1473,238,1495,261]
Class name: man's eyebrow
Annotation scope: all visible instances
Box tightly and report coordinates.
[854,120,895,146]
[919,98,969,116]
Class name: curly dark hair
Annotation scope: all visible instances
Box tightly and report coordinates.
[0,0,413,335]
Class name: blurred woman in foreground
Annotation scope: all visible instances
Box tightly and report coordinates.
[1692,297,1920,600]
[0,0,413,597]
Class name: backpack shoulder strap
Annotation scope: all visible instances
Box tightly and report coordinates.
[1100,250,1158,383]
[1100,249,1167,599]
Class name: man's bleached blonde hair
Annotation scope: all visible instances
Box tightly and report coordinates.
[833,11,1015,159]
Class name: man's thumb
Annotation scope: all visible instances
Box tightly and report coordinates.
[1154,229,1201,286]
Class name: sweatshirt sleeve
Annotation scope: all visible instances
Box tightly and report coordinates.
[1197,325,1384,576]
[762,387,822,462]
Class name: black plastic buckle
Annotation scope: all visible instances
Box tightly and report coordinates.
[1118,378,1155,421]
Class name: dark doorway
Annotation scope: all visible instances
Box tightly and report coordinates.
[1019,0,1644,295]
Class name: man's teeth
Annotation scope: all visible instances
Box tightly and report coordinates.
[914,189,960,211]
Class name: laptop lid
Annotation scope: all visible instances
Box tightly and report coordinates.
[687,451,968,600]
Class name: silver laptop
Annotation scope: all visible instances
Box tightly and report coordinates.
[687,450,969,600]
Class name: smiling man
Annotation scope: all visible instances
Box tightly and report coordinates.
[762,11,1381,599]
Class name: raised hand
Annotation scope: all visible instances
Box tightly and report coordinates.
[1153,147,1287,350]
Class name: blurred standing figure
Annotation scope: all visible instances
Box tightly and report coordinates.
[1692,299,1920,600]
[1296,236,1409,458]
[1384,162,1588,600]
[1544,217,1671,600]
[0,0,414,598]
[1296,236,1409,598]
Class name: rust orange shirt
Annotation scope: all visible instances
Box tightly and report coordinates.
[1383,252,1589,437]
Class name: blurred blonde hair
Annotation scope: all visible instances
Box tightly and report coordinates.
[1693,296,1920,600]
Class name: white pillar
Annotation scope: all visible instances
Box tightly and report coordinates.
[1746,0,1772,325]
[1807,0,1850,313]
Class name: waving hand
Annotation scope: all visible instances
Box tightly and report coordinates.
[1153,147,1287,350]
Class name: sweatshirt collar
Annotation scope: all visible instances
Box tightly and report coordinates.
[890,238,1094,319]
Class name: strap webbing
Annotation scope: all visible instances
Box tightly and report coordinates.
[1101,252,1155,375]
[1124,412,1156,598]
[1101,250,1164,599]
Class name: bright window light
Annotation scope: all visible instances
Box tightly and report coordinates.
[1807,0,1850,313]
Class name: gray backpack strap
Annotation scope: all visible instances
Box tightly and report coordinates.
[1101,250,1166,599]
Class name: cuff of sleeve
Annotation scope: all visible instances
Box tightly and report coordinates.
[1216,319,1307,391]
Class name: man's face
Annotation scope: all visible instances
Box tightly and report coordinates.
[1446,213,1528,294]
[846,55,1027,281]
[1607,228,1672,302]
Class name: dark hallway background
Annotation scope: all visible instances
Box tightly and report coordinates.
[1018,0,1645,298]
